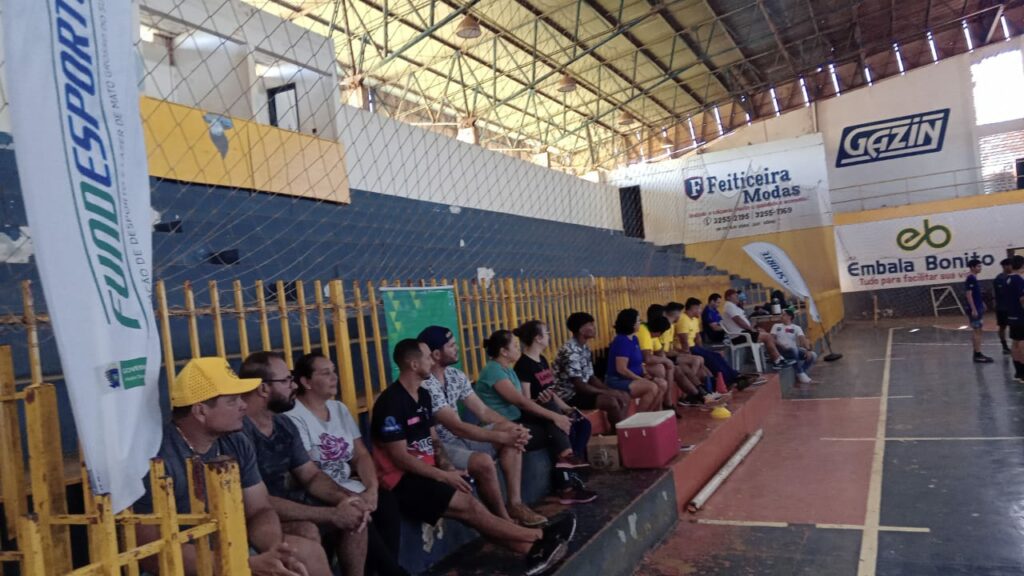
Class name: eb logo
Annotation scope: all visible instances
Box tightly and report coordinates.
[684,177,704,200]
[897,219,951,251]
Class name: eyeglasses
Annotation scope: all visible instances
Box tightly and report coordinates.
[265,375,294,384]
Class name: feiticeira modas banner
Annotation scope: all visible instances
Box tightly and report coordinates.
[834,203,1023,293]
[679,133,834,245]
[4,0,162,511]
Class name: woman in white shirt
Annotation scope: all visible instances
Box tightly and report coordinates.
[288,351,408,576]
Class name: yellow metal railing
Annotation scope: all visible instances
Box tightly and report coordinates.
[1,273,736,572]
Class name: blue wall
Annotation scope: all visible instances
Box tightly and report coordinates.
[0,147,723,452]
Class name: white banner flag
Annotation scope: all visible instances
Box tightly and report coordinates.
[5,0,161,511]
[742,242,821,322]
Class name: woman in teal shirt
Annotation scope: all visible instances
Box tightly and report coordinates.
[476,330,593,503]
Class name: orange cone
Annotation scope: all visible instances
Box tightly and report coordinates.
[715,372,728,394]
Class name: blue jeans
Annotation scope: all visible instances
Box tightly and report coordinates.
[691,346,740,384]
[780,347,816,374]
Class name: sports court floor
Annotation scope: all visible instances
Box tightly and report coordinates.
[636,320,1024,575]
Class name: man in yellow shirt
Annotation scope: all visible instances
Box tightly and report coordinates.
[670,299,762,391]
[640,305,723,407]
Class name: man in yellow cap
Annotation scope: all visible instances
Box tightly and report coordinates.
[133,357,332,576]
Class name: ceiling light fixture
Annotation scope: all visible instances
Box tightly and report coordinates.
[927,31,938,62]
[557,74,577,93]
[1001,15,1011,40]
[713,106,724,135]
[456,14,482,39]
[617,110,635,126]
[799,77,810,106]
[864,65,873,86]
[828,63,841,95]
[893,43,905,75]
[962,20,974,51]
[769,87,780,116]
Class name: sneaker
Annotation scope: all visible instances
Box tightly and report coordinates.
[677,396,703,407]
[555,455,590,470]
[736,375,768,391]
[524,530,568,576]
[544,511,578,544]
[702,392,726,405]
[771,357,796,369]
[557,486,598,505]
[509,503,547,527]
[973,354,994,363]
[796,372,812,384]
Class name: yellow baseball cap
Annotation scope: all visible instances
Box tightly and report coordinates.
[171,357,262,407]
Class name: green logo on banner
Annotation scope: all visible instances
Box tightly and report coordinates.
[897,219,951,251]
[104,357,147,390]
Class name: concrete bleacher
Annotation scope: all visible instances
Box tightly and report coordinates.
[400,375,782,576]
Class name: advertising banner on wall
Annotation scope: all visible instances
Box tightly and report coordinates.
[382,287,461,377]
[680,134,833,245]
[4,0,162,511]
[834,204,1023,292]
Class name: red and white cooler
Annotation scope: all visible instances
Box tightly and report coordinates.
[616,410,678,469]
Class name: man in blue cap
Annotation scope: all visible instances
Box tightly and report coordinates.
[417,325,547,527]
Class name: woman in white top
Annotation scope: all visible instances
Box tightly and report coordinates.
[288,351,408,576]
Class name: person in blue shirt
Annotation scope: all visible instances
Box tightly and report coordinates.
[994,258,1014,354]
[1006,256,1024,382]
[701,293,727,344]
[965,259,994,363]
[605,308,665,412]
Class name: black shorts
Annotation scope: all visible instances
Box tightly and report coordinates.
[390,473,456,525]
[997,310,1009,327]
[705,331,726,344]
[1010,324,1024,342]
[570,392,597,410]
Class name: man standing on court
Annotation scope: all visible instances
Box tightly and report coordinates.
[1006,256,1024,382]
[965,259,994,363]
[994,258,1014,355]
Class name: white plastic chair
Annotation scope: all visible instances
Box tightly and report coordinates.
[724,331,766,373]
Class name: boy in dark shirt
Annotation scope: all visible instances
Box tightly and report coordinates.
[994,258,1014,354]
[371,339,576,576]
[1006,256,1024,382]
[965,259,994,363]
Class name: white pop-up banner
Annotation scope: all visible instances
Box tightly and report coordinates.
[5,0,162,511]
[742,242,821,322]
[834,203,1022,293]
[680,134,833,244]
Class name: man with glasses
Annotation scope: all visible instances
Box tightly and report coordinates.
[240,352,372,576]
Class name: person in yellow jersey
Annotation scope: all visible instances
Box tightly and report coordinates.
[671,299,763,391]
[638,305,724,408]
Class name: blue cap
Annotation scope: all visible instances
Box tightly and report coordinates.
[418,325,454,351]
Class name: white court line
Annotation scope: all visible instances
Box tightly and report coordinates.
[821,436,1024,442]
[818,524,930,533]
[696,519,789,528]
[788,395,913,402]
[893,342,1002,347]
[866,357,905,362]
[858,327,893,576]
